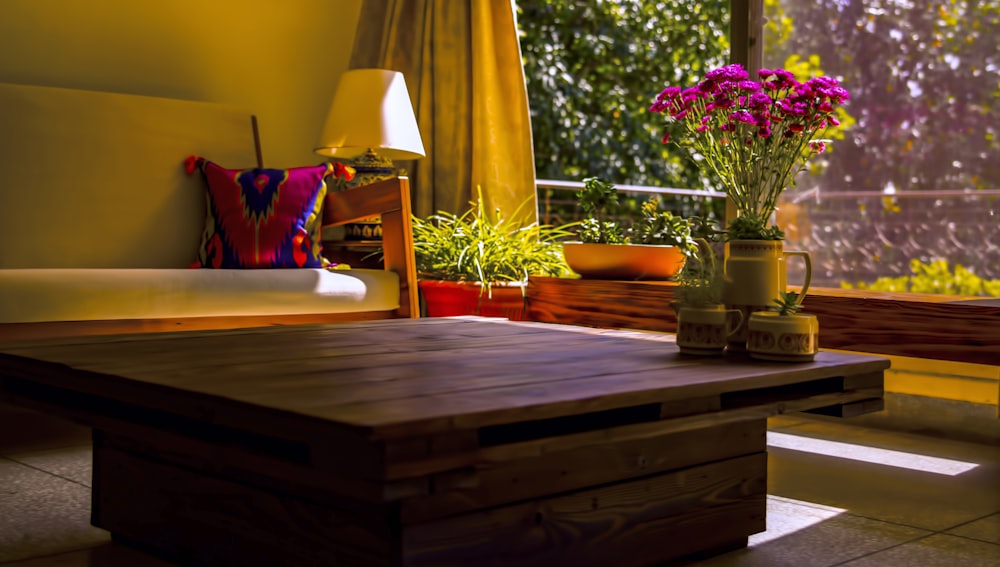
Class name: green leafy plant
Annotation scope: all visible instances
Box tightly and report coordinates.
[687,215,726,243]
[577,177,627,244]
[411,187,576,297]
[674,239,725,308]
[576,177,697,253]
[770,291,805,316]
[726,215,786,241]
[630,200,698,255]
[842,259,1000,297]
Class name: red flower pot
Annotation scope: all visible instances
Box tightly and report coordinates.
[418,280,528,321]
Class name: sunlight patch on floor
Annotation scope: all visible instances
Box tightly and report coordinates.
[748,496,846,545]
[768,431,980,476]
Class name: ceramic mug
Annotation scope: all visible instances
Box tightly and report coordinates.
[676,305,744,356]
[724,240,812,350]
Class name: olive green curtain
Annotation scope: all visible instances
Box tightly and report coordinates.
[349,0,537,224]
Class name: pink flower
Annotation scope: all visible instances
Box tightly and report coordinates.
[650,64,850,222]
[731,110,756,125]
[809,141,827,153]
[706,64,749,82]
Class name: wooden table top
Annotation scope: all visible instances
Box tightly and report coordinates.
[0,318,888,442]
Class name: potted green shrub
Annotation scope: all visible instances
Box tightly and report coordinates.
[746,291,820,361]
[563,177,697,280]
[672,240,742,356]
[412,188,575,320]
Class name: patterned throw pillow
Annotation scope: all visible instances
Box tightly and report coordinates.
[185,156,354,268]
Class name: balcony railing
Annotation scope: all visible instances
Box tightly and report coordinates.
[535,179,725,227]
[537,180,1000,289]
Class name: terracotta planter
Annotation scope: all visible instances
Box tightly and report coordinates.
[747,311,819,362]
[723,240,812,351]
[563,242,686,280]
[675,304,744,356]
[418,280,527,321]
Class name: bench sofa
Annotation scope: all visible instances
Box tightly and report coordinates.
[0,82,417,341]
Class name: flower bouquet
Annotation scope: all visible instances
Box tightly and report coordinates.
[650,64,849,240]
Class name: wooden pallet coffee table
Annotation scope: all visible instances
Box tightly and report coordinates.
[0,318,888,566]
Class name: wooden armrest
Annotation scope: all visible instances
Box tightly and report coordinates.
[322,177,418,319]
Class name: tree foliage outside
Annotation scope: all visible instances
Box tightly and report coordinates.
[516,0,730,196]
[765,0,1000,290]
[518,0,1000,195]
[516,1,999,287]
[765,0,1000,193]
[843,259,1000,296]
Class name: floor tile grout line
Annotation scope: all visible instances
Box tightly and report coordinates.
[765,496,939,534]
[936,532,1000,548]
[1,454,92,489]
[825,516,1000,566]
[938,510,1000,535]
[830,509,989,538]
[766,494,1000,541]
[826,532,946,567]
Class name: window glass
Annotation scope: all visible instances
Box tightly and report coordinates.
[517,0,730,227]
[766,0,1000,295]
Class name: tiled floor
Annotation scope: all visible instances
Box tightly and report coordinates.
[1,405,998,566]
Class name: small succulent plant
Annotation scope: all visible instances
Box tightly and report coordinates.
[770,290,805,316]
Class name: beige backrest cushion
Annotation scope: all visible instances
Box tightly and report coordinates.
[0,82,258,268]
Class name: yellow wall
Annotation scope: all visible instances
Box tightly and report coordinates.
[883,355,1000,408]
[829,349,1000,411]
[0,0,361,167]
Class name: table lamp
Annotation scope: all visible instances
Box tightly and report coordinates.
[314,68,424,241]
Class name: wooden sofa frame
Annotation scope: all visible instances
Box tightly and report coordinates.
[0,176,418,342]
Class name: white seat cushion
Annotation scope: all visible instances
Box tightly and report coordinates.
[0,268,400,323]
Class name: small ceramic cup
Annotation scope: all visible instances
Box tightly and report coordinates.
[676,304,744,356]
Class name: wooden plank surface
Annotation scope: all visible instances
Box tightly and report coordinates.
[403,453,767,567]
[0,316,887,566]
[802,292,1000,364]
[399,420,766,523]
[0,318,887,444]
[528,277,679,333]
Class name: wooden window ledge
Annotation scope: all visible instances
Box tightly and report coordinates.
[527,277,1000,367]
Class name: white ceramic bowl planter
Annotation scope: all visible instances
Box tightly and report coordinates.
[745,290,819,361]
[747,310,819,361]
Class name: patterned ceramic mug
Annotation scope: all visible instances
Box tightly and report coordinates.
[676,305,744,356]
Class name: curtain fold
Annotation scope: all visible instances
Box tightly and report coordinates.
[349,0,537,224]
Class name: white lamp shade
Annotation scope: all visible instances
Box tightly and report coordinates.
[314,68,425,160]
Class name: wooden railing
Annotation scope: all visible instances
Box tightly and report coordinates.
[527,277,1000,367]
